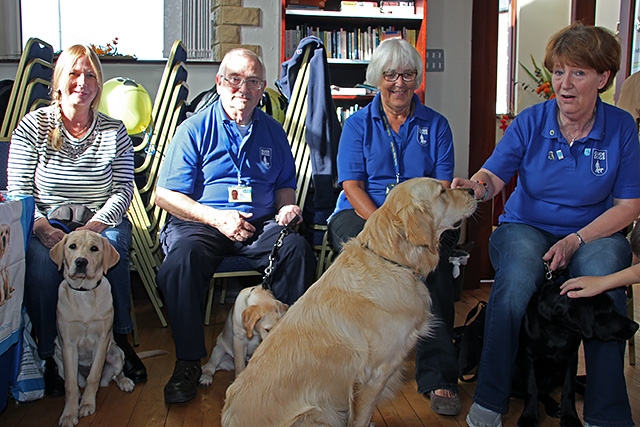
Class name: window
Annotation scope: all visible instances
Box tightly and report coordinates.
[496,0,514,115]
[20,0,164,60]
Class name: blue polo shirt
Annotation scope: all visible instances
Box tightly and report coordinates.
[485,97,640,236]
[157,100,297,219]
[332,93,455,215]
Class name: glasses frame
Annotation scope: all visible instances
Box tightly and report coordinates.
[382,71,418,83]
[223,76,265,90]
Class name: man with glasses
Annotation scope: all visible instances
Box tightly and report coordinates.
[154,48,317,404]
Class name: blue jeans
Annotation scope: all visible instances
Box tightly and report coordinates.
[23,219,133,359]
[474,223,633,426]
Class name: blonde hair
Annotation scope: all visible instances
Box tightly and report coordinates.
[49,45,104,150]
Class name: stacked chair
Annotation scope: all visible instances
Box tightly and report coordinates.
[127,41,189,328]
[203,45,316,324]
[0,38,54,190]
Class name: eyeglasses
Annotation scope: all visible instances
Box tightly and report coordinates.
[382,71,418,83]
[223,76,265,90]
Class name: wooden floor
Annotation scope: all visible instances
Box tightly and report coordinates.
[1,280,638,427]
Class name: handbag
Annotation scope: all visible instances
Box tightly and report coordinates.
[48,204,94,232]
[453,300,487,382]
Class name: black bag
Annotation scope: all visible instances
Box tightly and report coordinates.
[48,204,94,232]
[453,300,487,382]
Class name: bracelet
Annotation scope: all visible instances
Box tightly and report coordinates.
[473,179,490,202]
[575,231,585,248]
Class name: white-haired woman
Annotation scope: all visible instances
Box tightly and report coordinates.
[7,44,145,396]
[327,38,462,416]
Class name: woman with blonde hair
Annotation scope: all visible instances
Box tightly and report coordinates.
[7,44,145,396]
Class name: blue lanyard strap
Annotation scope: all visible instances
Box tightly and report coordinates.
[379,104,401,185]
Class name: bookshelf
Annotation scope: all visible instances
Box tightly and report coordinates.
[280,0,428,110]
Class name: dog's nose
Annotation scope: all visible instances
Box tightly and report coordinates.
[467,188,475,197]
[75,257,88,270]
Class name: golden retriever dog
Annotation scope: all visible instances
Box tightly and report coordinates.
[200,285,288,386]
[221,177,477,427]
[0,223,12,305]
[50,230,133,427]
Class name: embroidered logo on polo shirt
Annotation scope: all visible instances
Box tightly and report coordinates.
[260,147,272,169]
[418,127,429,146]
[591,149,607,176]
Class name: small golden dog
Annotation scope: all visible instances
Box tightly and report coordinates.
[199,285,288,386]
[50,230,133,427]
[221,178,477,427]
[0,223,12,305]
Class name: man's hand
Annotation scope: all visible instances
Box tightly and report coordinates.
[217,210,255,242]
[275,205,301,226]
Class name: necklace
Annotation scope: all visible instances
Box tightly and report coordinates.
[558,110,595,145]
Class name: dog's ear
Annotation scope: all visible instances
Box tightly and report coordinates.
[400,203,438,251]
[242,305,262,339]
[101,236,120,273]
[49,234,69,271]
[590,311,639,341]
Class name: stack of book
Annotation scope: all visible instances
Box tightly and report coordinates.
[379,1,415,16]
[288,0,327,10]
[339,1,416,16]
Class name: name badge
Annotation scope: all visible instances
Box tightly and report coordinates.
[228,185,252,202]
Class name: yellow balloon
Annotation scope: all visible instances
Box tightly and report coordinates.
[99,77,153,135]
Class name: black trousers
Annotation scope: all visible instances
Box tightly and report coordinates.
[329,208,460,393]
[156,215,317,360]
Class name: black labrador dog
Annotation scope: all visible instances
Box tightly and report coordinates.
[512,272,638,427]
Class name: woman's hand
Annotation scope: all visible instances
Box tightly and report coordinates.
[33,218,66,249]
[542,234,580,271]
[78,220,109,234]
[275,205,301,226]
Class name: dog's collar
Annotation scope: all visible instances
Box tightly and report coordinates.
[67,279,102,292]
[363,245,423,278]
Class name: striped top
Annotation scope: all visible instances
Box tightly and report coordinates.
[7,105,134,226]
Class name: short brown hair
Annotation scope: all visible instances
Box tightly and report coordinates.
[543,23,620,93]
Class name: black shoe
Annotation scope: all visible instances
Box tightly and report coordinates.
[164,359,201,404]
[44,357,65,397]
[123,351,148,384]
[114,332,148,384]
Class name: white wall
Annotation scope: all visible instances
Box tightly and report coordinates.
[515,0,570,112]
[425,0,472,179]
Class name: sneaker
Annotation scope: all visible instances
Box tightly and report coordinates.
[164,359,201,404]
[466,403,502,427]
[428,390,461,416]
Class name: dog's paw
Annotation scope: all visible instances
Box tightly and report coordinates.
[58,412,79,427]
[199,372,214,387]
[78,401,96,419]
[115,376,135,392]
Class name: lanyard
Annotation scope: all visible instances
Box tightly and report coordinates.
[221,120,250,185]
[380,104,401,186]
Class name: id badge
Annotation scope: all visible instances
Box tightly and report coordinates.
[228,185,252,202]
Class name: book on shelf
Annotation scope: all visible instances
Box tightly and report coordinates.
[284,24,417,60]
[331,85,368,96]
[288,0,327,7]
[379,1,416,16]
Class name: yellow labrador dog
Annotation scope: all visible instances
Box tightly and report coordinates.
[199,285,288,386]
[50,230,133,427]
[221,177,477,427]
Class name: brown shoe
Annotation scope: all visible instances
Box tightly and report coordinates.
[428,390,461,416]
